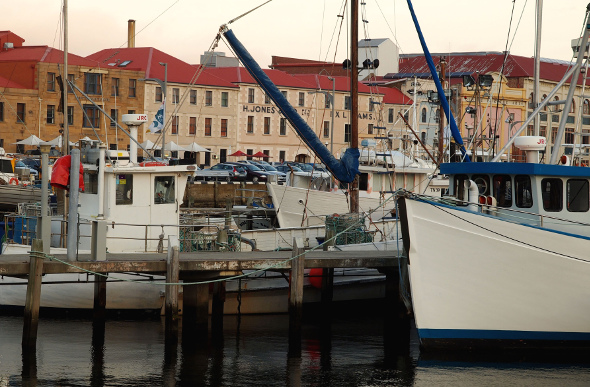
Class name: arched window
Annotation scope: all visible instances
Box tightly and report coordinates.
[542,94,548,111]
[528,93,534,109]
[554,96,561,113]
[571,99,576,114]
[584,99,590,115]
[421,107,427,123]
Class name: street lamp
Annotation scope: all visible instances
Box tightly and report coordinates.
[139,62,167,158]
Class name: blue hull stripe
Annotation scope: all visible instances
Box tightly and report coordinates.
[419,329,590,341]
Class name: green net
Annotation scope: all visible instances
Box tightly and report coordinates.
[325,213,373,245]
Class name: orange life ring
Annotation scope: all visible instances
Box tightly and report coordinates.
[139,161,168,167]
[9,177,19,185]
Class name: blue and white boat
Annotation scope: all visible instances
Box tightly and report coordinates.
[395,2,590,349]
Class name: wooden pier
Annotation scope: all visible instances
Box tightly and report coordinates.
[2,238,406,350]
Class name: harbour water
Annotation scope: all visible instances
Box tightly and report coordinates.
[1,312,589,386]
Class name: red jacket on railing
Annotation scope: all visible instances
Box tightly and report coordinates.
[50,155,85,191]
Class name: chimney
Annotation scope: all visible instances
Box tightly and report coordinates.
[128,19,136,48]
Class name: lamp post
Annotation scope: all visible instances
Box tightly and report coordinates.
[140,62,167,158]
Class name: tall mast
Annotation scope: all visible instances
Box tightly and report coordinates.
[350,0,359,213]
[533,0,543,137]
[438,57,446,162]
[63,0,69,155]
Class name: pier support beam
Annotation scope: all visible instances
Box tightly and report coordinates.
[165,236,180,338]
[211,281,225,339]
[182,273,209,341]
[23,239,44,349]
[93,274,107,320]
[289,237,305,346]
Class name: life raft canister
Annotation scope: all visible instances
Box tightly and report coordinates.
[50,155,85,191]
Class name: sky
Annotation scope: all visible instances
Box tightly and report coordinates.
[6,0,588,68]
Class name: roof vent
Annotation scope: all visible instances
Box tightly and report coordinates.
[3,42,14,50]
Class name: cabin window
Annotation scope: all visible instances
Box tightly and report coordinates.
[116,174,133,205]
[514,175,533,208]
[154,176,175,204]
[541,178,562,212]
[472,174,490,196]
[493,175,512,207]
[567,179,589,212]
[83,171,98,194]
[359,173,369,191]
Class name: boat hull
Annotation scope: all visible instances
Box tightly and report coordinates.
[398,196,590,349]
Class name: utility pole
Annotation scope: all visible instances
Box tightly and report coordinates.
[350,0,359,214]
[437,57,446,163]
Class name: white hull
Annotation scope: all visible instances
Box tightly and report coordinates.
[0,268,385,314]
[400,197,590,348]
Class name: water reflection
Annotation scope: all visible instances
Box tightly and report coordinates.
[0,313,588,386]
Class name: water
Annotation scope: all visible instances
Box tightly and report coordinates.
[1,313,589,386]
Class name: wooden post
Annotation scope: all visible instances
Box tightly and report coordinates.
[321,230,334,317]
[93,274,107,320]
[182,274,209,341]
[23,239,44,349]
[211,281,225,338]
[166,236,180,336]
[214,181,219,207]
[289,237,305,345]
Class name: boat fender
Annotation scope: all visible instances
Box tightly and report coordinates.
[9,177,19,185]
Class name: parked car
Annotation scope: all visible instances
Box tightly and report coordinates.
[225,162,270,182]
[275,164,303,173]
[253,163,286,183]
[193,163,246,182]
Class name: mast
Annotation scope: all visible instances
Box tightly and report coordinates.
[438,58,446,163]
[533,0,543,137]
[63,0,69,155]
[350,0,359,213]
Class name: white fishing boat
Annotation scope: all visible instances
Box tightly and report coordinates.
[397,3,590,350]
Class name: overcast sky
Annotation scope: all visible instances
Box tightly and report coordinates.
[6,0,588,67]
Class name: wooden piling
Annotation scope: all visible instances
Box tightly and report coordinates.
[22,239,44,348]
[289,237,305,343]
[321,230,335,311]
[211,281,225,337]
[93,274,107,320]
[182,275,209,340]
[165,236,180,335]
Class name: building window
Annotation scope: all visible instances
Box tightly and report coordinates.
[67,74,75,94]
[116,174,133,205]
[205,90,212,106]
[189,117,196,134]
[345,124,351,142]
[110,109,118,127]
[46,105,55,124]
[67,106,74,125]
[265,94,271,104]
[567,179,589,212]
[344,96,351,110]
[298,92,305,106]
[221,119,228,137]
[280,118,287,135]
[0,102,4,121]
[368,123,374,135]
[584,99,590,115]
[388,108,394,123]
[17,103,25,123]
[83,105,100,128]
[565,128,575,144]
[111,78,119,97]
[369,98,374,112]
[281,90,288,99]
[247,149,253,160]
[220,149,227,163]
[171,116,178,134]
[156,87,163,102]
[85,73,102,95]
[323,121,330,138]
[47,72,56,92]
[190,89,196,105]
[173,88,180,104]
[279,150,286,163]
[248,88,255,103]
[247,116,254,133]
[325,95,331,109]
[128,79,136,97]
[205,118,212,136]
[264,117,271,134]
[221,92,228,107]
[421,108,427,122]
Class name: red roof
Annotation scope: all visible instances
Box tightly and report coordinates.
[380,87,413,105]
[86,47,237,88]
[204,67,315,89]
[0,45,96,66]
[0,74,25,89]
[395,52,589,85]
